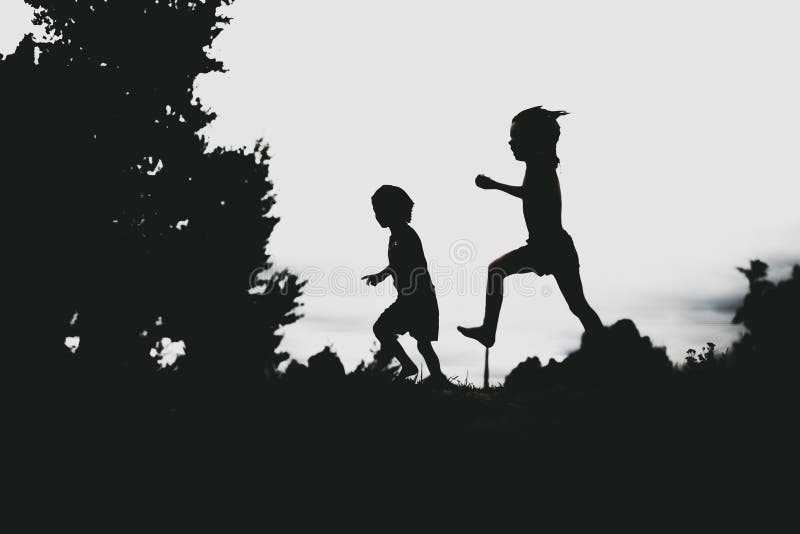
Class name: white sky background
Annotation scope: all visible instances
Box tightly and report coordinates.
[3,1,798,383]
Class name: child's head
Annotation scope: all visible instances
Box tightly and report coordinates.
[509,106,569,165]
[371,185,414,227]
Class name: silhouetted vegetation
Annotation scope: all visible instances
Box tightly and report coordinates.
[7,1,303,417]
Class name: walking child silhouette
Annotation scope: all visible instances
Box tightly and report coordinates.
[363,186,449,385]
[458,106,603,348]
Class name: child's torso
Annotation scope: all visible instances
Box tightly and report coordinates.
[522,167,564,239]
[388,225,436,299]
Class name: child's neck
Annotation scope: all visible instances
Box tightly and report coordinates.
[389,222,408,234]
[525,157,557,178]
[525,153,556,168]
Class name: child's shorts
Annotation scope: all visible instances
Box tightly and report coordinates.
[523,230,580,276]
[374,292,439,341]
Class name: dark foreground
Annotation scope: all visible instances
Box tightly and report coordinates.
[24,323,798,515]
[19,264,800,520]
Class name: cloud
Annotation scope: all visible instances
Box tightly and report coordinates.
[685,294,742,316]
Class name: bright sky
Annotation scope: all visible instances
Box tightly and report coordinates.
[4,1,798,383]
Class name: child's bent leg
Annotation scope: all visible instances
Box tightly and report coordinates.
[416,340,445,379]
[554,266,602,332]
[373,316,418,375]
[458,246,534,347]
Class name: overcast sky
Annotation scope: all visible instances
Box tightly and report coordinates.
[4,1,798,383]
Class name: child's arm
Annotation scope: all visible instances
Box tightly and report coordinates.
[475,174,523,199]
[362,266,392,286]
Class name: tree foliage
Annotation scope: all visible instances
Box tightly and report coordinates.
[3,0,303,404]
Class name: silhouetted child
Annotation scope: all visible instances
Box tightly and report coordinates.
[363,185,448,385]
[458,106,603,347]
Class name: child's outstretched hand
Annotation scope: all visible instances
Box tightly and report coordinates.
[362,271,388,286]
[475,174,495,189]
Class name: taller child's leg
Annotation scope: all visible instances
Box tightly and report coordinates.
[458,246,534,347]
[553,266,602,332]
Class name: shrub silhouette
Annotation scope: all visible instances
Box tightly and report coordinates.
[283,345,346,385]
[730,260,799,371]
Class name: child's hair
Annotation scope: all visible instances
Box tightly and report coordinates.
[512,106,569,166]
[372,185,414,224]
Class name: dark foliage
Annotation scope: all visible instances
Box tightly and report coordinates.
[731,260,800,369]
[5,1,303,411]
[283,345,346,384]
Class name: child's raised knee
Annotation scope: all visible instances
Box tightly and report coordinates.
[373,318,395,341]
[488,260,509,280]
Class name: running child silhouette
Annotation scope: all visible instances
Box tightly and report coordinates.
[363,185,448,385]
[458,106,603,348]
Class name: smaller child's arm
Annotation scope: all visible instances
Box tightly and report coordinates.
[475,174,523,199]
[362,266,392,286]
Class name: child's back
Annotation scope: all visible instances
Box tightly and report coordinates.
[388,223,436,299]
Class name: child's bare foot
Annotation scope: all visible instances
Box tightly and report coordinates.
[396,364,419,380]
[457,325,495,348]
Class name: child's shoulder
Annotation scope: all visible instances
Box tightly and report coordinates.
[391,224,423,248]
[395,223,421,240]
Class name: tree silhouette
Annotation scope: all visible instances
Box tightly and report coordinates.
[3,0,303,408]
[730,259,799,371]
